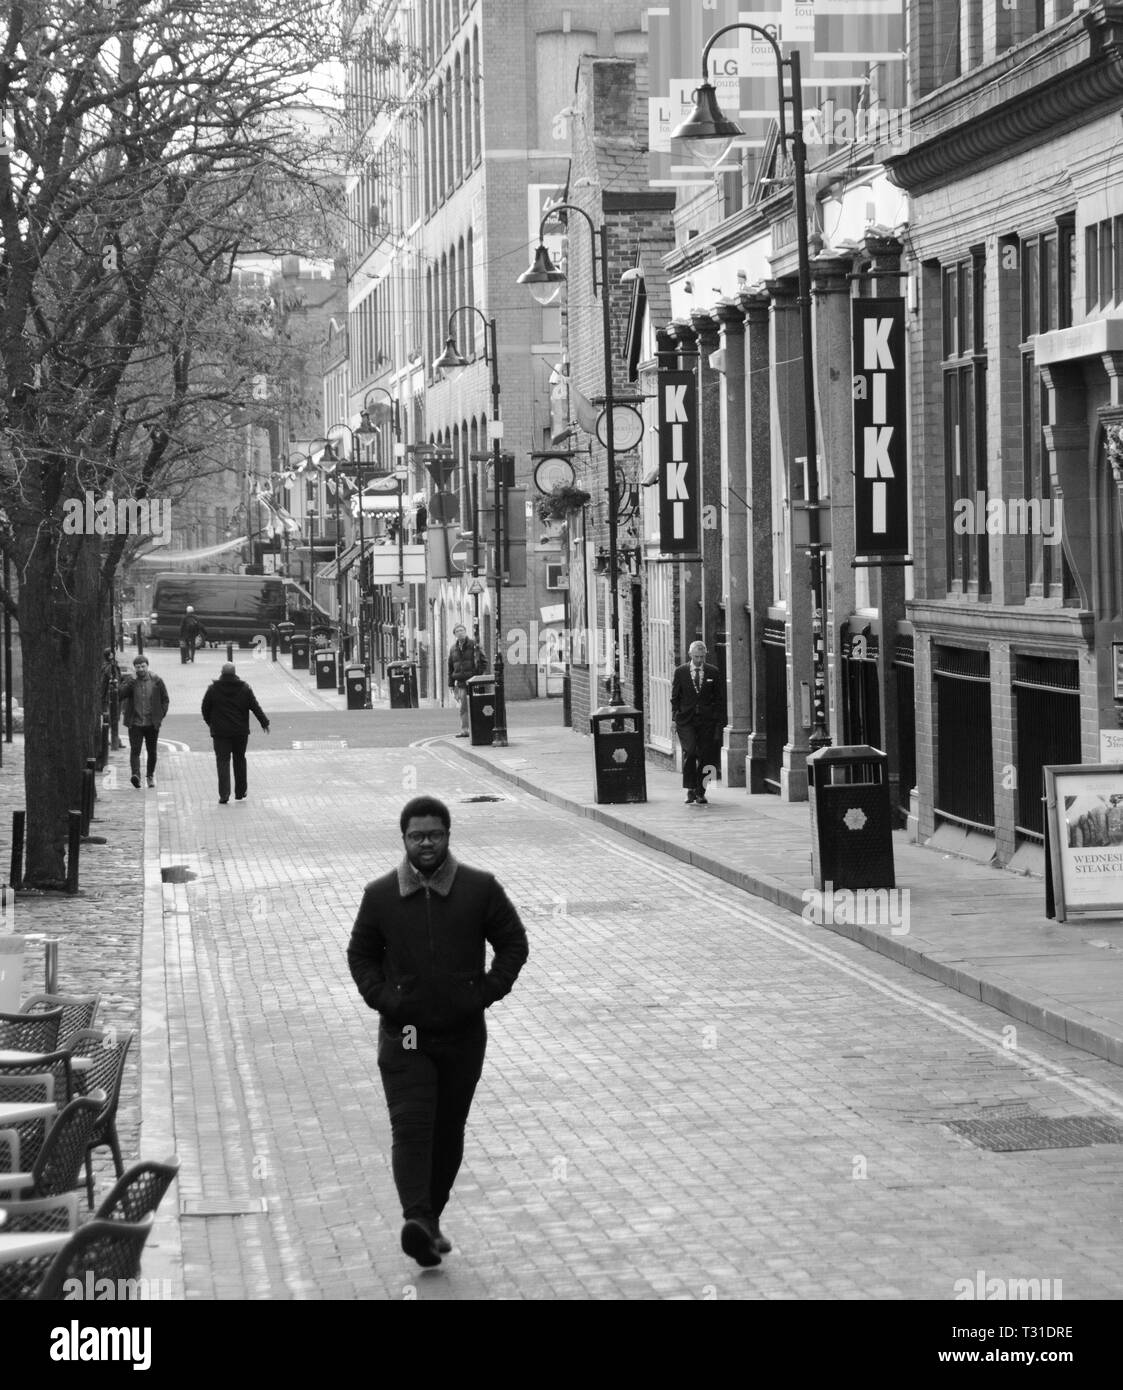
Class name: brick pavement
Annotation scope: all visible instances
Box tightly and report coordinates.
[450,722,1123,1068]
[141,685,1123,1300]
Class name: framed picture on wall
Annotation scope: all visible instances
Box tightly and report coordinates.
[1044,764,1123,922]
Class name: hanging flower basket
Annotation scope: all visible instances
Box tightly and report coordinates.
[536,483,591,523]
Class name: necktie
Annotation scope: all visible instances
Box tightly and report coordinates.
[693,666,701,693]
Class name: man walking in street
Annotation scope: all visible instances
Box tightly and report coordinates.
[447,623,484,737]
[347,795,529,1268]
[119,654,170,789]
[671,640,727,805]
[201,662,270,804]
[178,606,208,663]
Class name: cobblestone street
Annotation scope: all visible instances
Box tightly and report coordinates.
[147,726,1123,1301]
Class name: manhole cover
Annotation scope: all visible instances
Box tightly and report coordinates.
[946,1114,1123,1151]
[161,865,197,883]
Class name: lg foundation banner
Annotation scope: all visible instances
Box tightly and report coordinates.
[658,370,700,554]
[852,297,908,558]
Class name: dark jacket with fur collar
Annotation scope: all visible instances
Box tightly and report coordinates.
[347,852,528,1034]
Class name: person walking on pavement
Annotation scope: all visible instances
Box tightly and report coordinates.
[447,623,485,737]
[178,606,208,663]
[671,640,727,806]
[201,661,270,804]
[119,654,170,789]
[347,795,529,1268]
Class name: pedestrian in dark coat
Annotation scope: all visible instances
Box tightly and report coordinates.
[178,606,208,663]
[347,794,529,1268]
[119,654,170,789]
[201,662,270,804]
[447,624,484,735]
[670,640,727,805]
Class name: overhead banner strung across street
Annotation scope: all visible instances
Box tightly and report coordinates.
[658,370,699,554]
[852,297,908,557]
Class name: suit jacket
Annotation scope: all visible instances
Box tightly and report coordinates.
[671,661,726,729]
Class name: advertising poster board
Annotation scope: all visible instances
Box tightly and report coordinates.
[1044,763,1123,922]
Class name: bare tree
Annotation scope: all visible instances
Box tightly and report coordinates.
[0,0,344,884]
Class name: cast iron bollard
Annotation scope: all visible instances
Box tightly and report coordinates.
[590,705,647,804]
[226,642,234,663]
[96,717,109,772]
[66,810,81,895]
[9,809,24,890]
[135,622,145,654]
[807,745,895,891]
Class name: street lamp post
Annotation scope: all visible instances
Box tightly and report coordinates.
[518,204,624,707]
[671,22,830,750]
[322,423,355,694]
[433,307,508,748]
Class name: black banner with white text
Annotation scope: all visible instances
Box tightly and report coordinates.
[657,369,699,554]
[852,298,908,557]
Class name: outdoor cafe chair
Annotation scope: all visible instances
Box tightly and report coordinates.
[0,1095,104,1204]
[21,994,101,1048]
[0,1007,63,1054]
[0,1050,75,1172]
[65,1029,134,1207]
[0,1154,178,1240]
[0,1212,154,1302]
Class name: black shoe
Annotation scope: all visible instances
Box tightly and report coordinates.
[131,774,141,789]
[218,798,229,805]
[684,791,696,804]
[401,1219,441,1267]
[235,793,246,800]
[146,776,155,788]
[695,794,708,805]
[431,1223,452,1255]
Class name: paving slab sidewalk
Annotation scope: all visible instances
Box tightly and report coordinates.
[448,722,1123,1068]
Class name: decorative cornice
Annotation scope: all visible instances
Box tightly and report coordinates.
[887,5,1123,194]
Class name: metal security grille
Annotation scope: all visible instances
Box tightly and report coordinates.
[1013,655,1081,839]
[934,645,994,830]
[893,636,916,819]
[947,1114,1123,1152]
[762,620,787,794]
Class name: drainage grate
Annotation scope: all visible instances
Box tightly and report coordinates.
[460,794,507,803]
[161,865,197,883]
[291,739,349,750]
[180,1197,269,1217]
[946,1114,1123,1152]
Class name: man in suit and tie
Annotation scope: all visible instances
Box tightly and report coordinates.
[671,641,727,805]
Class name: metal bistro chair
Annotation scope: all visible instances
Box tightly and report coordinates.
[21,994,101,1049]
[0,1212,154,1303]
[35,1214,155,1301]
[0,1095,104,1204]
[0,1154,179,1241]
[0,1050,75,1173]
[0,1008,63,1054]
[65,1029,134,1207]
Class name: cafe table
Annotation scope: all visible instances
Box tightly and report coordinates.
[0,1228,69,1266]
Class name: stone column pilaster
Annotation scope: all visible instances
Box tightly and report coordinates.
[740,288,774,793]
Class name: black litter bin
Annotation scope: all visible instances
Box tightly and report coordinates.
[314,650,338,690]
[466,674,496,744]
[807,745,895,891]
[388,661,419,709]
[277,621,295,654]
[291,636,310,670]
[590,705,647,804]
[346,664,370,710]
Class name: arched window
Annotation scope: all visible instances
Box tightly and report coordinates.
[462,38,473,169]
[449,241,458,330]
[439,250,449,365]
[472,26,481,156]
[453,52,463,184]
[466,228,475,355]
[425,266,434,369]
[443,71,453,198]
[456,236,466,325]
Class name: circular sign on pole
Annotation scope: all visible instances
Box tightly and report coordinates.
[595,403,644,452]
[449,540,472,572]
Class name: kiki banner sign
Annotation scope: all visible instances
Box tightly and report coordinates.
[852,298,908,557]
[658,370,699,554]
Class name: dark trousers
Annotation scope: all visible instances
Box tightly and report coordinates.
[677,720,721,796]
[212,734,249,800]
[377,1017,486,1223]
[127,725,159,778]
[179,640,194,663]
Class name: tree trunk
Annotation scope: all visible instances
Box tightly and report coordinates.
[20,536,103,888]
